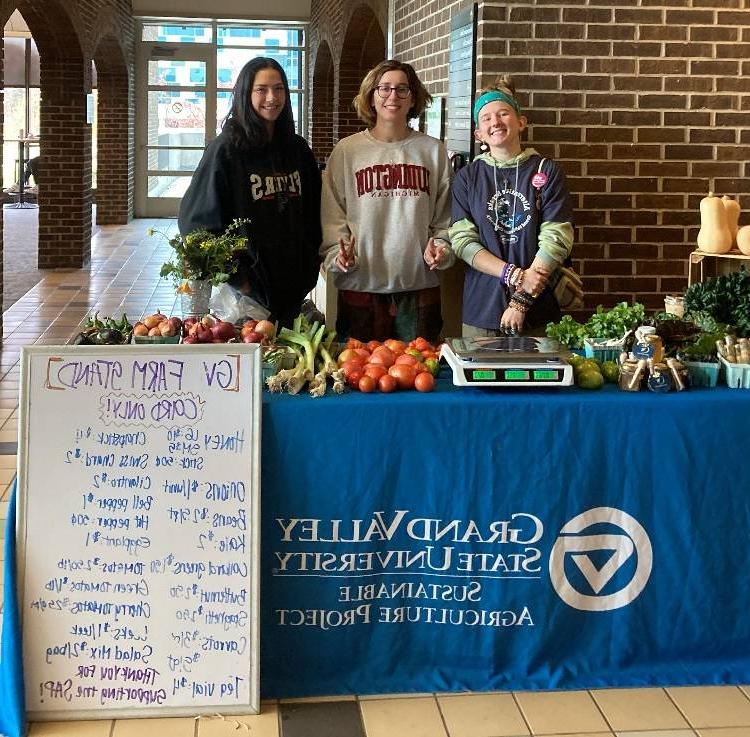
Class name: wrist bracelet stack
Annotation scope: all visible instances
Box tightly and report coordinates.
[510,289,535,313]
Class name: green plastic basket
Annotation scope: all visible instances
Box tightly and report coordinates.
[684,360,719,388]
[583,337,626,363]
[720,355,750,389]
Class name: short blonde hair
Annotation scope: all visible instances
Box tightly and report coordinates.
[353,59,433,128]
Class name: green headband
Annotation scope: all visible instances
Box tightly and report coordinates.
[473,91,521,123]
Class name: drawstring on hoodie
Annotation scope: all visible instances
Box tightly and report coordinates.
[491,155,520,237]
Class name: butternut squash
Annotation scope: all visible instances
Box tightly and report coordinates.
[737,224,750,256]
[722,195,740,248]
[697,192,732,254]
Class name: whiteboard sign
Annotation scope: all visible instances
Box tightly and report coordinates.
[16,345,261,720]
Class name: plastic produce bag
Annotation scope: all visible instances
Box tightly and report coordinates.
[210,283,270,323]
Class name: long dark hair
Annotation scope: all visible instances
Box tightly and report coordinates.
[223,57,295,148]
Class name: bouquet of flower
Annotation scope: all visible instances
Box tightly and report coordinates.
[152,219,250,287]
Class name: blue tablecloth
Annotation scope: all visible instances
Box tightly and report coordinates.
[259,381,750,696]
[3,381,750,731]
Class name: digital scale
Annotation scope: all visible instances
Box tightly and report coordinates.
[441,336,574,387]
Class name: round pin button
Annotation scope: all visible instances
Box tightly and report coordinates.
[532,171,548,188]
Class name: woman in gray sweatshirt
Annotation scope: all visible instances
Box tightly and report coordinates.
[320,60,453,343]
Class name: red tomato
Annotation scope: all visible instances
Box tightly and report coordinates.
[388,364,417,390]
[337,348,361,366]
[370,347,396,368]
[353,348,371,362]
[346,338,365,350]
[358,375,376,393]
[383,339,406,355]
[366,340,382,353]
[413,337,431,352]
[347,369,364,389]
[341,359,365,379]
[378,374,398,393]
[395,353,419,367]
[364,364,387,381]
[421,350,438,360]
[414,371,435,392]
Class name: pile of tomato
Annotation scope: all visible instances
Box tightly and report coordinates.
[337,337,440,393]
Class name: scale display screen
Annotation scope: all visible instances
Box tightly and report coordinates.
[472,370,497,381]
[533,370,559,380]
[465,367,563,383]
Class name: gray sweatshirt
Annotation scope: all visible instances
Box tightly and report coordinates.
[320,129,452,293]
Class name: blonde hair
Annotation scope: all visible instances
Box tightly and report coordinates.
[353,59,433,128]
[481,74,518,99]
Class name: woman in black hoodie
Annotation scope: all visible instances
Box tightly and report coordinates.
[178,57,322,327]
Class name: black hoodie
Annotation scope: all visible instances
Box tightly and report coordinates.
[178,129,322,327]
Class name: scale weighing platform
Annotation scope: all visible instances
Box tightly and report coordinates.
[441,336,574,387]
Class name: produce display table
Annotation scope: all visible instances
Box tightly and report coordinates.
[3,379,750,713]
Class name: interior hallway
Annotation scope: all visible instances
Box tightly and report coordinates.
[0,218,749,737]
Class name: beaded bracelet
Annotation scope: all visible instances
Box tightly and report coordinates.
[500,263,511,284]
[513,290,536,306]
[509,299,530,314]
[510,267,525,288]
[503,264,516,287]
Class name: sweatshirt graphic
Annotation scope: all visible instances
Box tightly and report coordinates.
[354,163,431,197]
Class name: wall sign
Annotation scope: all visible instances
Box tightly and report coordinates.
[445,4,477,165]
[16,344,261,721]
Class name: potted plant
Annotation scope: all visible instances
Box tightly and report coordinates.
[150,219,250,315]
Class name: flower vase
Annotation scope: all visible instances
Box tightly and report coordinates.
[180,279,213,317]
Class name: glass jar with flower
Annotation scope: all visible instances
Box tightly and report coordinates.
[151,219,250,316]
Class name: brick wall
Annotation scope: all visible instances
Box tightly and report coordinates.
[0,0,134,293]
[391,0,750,314]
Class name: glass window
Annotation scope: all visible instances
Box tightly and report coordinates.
[30,36,39,86]
[2,87,26,141]
[148,59,206,87]
[142,23,211,43]
[216,90,232,134]
[3,37,26,86]
[148,175,192,198]
[146,90,206,147]
[217,26,303,48]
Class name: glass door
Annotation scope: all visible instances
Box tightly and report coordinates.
[136,42,215,217]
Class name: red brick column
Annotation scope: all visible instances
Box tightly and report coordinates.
[38,56,92,268]
[95,69,131,224]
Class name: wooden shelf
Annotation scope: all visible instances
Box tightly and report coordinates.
[688,249,750,285]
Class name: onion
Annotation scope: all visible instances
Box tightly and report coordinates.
[210,321,237,342]
[254,320,276,339]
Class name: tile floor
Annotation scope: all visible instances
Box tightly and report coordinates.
[0,216,748,737]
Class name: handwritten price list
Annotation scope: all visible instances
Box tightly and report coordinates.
[21,350,258,715]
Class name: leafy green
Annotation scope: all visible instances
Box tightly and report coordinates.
[683,268,750,337]
[546,302,645,349]
[545,314,586,349]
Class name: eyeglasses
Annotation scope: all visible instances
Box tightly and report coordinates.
[374,85,412,99]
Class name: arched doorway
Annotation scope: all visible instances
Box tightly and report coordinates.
[4,0,90,269]
[310,40,334,165]
[337,4,385,141]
